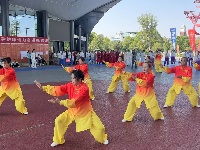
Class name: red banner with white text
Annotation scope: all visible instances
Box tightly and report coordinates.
[0,36,49,63]
[188,29,196,51]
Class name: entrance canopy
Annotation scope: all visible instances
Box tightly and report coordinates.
[5,0,121,34]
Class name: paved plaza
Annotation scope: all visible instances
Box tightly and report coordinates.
[1,64,200,150]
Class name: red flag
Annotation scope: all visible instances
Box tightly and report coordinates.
[188,29,196,51]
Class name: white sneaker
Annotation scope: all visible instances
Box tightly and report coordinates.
[91,98,95,100]
[163,104,168,108]
[160,117,164,120]
[24,112,28,115]
[51,142,58,147]
[196,105,200,108]
[104,139,109,145]
[122,119,127,122]
[106,91,109,94]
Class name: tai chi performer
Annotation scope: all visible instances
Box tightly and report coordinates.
[154,51,163,73]
[122,62,164,122]
[34,70,108,147]
[104,56,130,93]
[62,57,95,100]
[0,57,28,114]
[161,57,200,108]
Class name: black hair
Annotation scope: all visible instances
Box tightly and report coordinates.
[79,57,85,62]
[146,56,151,59]
[182,57,188,62]
[72,70,84,81]
[144,62,152,68]
[1,57,11,64]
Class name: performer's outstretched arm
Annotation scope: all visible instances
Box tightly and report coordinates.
[161,65,176,74]
[103,61,115,68]
[61,64,78,73]
[34,80,68,97]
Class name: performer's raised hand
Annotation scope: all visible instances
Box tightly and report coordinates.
[34,80,42,89]
[48,97,60,104]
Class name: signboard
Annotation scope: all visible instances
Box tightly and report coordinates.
[0,36,48,44]
[170,28,176,50]
[0,36,49,63]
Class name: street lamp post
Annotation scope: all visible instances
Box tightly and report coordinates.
[25,27,30,36]
[15,27,20,36]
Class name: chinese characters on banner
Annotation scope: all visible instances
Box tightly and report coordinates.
[170,28,176,51]
[188,29,196,51]
[0,36,49,44]
[0,36,49,63]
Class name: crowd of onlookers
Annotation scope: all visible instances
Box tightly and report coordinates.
[1,49,199,69]
[26,49,47,68]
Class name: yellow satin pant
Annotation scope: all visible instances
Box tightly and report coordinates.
[124,95,164,121]
[107,75,130,92]
[85,78,95,100]
[0,92,27,114]
[165,86,198,107]
[53,110,107,144]
[155,64,163,73]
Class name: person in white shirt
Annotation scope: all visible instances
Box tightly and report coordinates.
[80,51,84,58]
[31,49,37,68]
[86,51,90,63]
[140,50,146,62]
[127,50,132,66]
[164,50,170,66]
[136,51,141,62]
[171,50,176,64]
[124,50,128,66]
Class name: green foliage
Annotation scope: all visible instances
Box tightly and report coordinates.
[10,20,21,36]
[110,41,122,50]
[176,36,190,52]
[88,13,172,52]
[64,42,70,50]
[122,36,134,50]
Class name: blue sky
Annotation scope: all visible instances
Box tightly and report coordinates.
[93,0,200,38]
[0,0,199,38]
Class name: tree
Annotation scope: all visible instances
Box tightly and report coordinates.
[88,34,104,50]
[110,41,122,50]
[64,42,70,50]
[122,36,134,50]
[10,20,21,36]
[137,13,162,50]
[162,37,173,51]
[176,36,190,52]
[102,37,112,50]
[129,31,147,50]
[88,32,97,45]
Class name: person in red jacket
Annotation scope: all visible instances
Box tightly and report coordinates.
[104,56,130,93]
[161,57,200,108]
[122,62,164,122]
[62,57,95,100]
[0,57,28,115]
[34,70,108,147]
